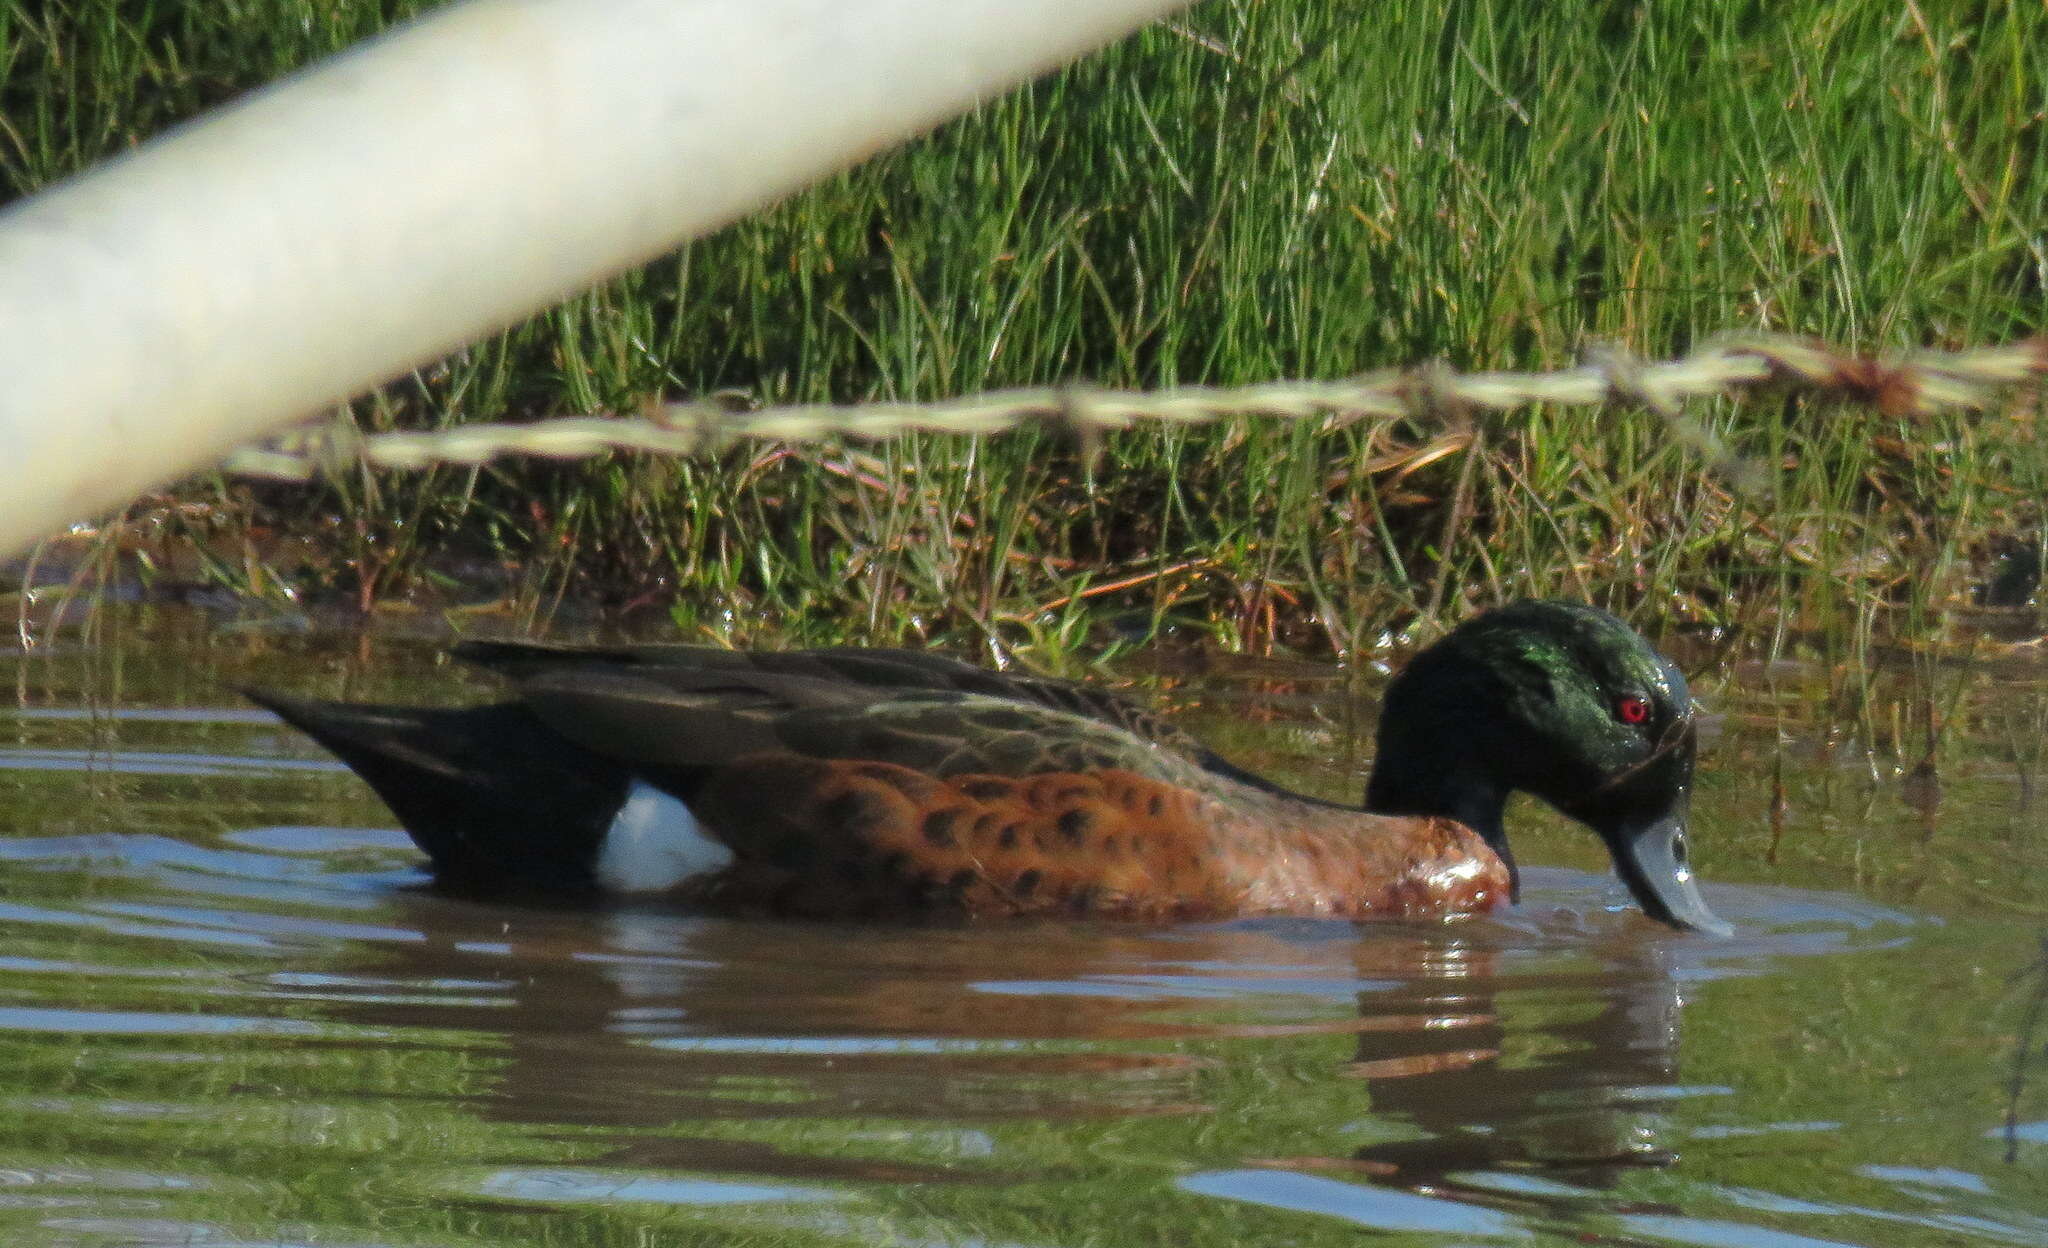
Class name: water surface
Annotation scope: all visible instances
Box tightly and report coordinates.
[0,607,2040,1247]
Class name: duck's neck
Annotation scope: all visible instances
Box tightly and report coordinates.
[1363,746,1517,893]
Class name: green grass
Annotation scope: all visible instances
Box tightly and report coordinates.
[3,0,2044,654]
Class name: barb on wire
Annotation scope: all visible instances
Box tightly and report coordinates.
[221,333,2048,482]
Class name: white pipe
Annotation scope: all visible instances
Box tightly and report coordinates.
[0,0,1190,557]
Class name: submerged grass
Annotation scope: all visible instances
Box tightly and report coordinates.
[3,0,2044,654]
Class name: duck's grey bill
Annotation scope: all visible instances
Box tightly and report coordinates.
[1605,815,1731,937]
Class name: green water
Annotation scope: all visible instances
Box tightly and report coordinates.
[0,607,2041,1247]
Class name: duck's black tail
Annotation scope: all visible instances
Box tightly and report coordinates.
[244,690,631,892]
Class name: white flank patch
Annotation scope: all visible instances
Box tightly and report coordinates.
[595,779,734,893]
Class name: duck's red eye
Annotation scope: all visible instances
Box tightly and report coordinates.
[1615,696,1651,726]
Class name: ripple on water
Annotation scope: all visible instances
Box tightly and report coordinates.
[1618,1214,1866,1248]
[469,1168,837,1207]
[1180,1168,1532,1238]
[0,747,340,777]
[219,826,417,856]
[0,1005,335,1038]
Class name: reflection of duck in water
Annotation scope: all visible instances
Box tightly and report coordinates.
[249,600,1723,932]
[1339,931,1684,1187]
[339,902,1249,1131]
[335,899,1691,1198]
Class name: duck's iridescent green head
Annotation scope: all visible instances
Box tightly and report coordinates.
[1367,600,1726,935]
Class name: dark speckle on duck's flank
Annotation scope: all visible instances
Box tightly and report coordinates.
[821,788,891,838]
[922,808,959,847]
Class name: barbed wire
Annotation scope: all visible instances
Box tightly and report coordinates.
[223,333,2046,482]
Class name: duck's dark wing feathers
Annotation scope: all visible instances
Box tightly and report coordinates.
[504,666,1196,787]
[455,641,1338,806]
[455,642,1199,754]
